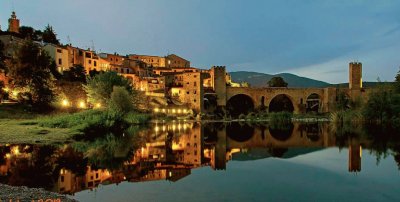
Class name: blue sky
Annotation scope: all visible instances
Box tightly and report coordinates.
[1,0,400,83]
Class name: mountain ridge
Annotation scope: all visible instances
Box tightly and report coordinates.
[230,71,330,88]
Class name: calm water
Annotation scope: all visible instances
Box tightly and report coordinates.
[1,122,400,201]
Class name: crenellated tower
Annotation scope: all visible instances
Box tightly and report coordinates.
[8,11,20,33]
[349,62,362,90]
[211,66,227,107]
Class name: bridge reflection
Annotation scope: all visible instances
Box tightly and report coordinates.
[0,122,385,195]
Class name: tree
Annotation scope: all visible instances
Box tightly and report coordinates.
[395,68,400,93]
[19,26,36,40]
[84,71,132,106]
[42,24,60,45]
[63,65,86,82]
[0,40,5,71]
[363,84,400,123]
[268,76,288,87]
[7,41,56,108]
[109,86,134,114]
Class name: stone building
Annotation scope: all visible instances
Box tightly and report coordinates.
[43,44,70,72]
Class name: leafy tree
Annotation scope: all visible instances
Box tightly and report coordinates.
[7,41,56,108]
[42,24,60,45]
[19,26,36,40]
[0,40,5,71]
[395,68,400,93]
[34,30,43,42]
[109,86,134,114]
[63,65,86,82]
[0,80,4,101]
[336,91,350,111]
[89,69,101,78]
[84,71,132,106]
[268,76,288,87]
[363,84,400,123]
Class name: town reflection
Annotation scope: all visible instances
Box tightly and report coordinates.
[1,122,400,195]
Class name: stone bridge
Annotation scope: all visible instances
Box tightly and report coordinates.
[205,62,369,115]
[225,87,337,113]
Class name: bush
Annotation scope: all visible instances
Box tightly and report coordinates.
[124,112,151,124]
[84,71,132,105]
[108,86,133,115]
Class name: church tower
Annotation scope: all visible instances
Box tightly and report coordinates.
[8,11,20,33]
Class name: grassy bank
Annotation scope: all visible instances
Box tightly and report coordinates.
[0,105,151,144]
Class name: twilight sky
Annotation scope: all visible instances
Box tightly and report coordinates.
[1,0,400,83]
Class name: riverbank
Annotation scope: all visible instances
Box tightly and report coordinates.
[0,105,151,144]
[0,184,77,202]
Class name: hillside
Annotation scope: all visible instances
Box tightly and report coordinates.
[230,71,330,88]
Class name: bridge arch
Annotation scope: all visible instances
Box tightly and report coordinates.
[306,93,322,113]
[226,94,255,117]
[268,94,295,113]
[226,122,255,142]
[268,123,294,142]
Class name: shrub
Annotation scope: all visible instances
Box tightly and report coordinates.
[108,86,133,115]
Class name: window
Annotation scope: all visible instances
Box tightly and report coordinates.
[94,61,97,67]
[194,99,196,102]
[194,90,196,94]
[88,60,92,64]
[57,49,62,53]
[79,50,83,56]
[194,82,197,87]
[85,52,92,58]
[58,58,62,65]
[187,91,189,94]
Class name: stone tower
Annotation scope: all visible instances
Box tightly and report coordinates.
[211,66,227,106]
[349,62,362,90]
[8,11,20,33]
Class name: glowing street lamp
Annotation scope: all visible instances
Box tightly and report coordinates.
[95,103,102,108]
[62,99,69,107]
[78,101,86,109]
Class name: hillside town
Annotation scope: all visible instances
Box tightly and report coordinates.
[0,11,240,115]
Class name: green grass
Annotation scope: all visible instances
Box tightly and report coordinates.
[0,105,152,144]
[0,104,38,119]
[0,119,79,144]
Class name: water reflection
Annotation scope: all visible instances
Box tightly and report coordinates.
[0,122,400,195]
